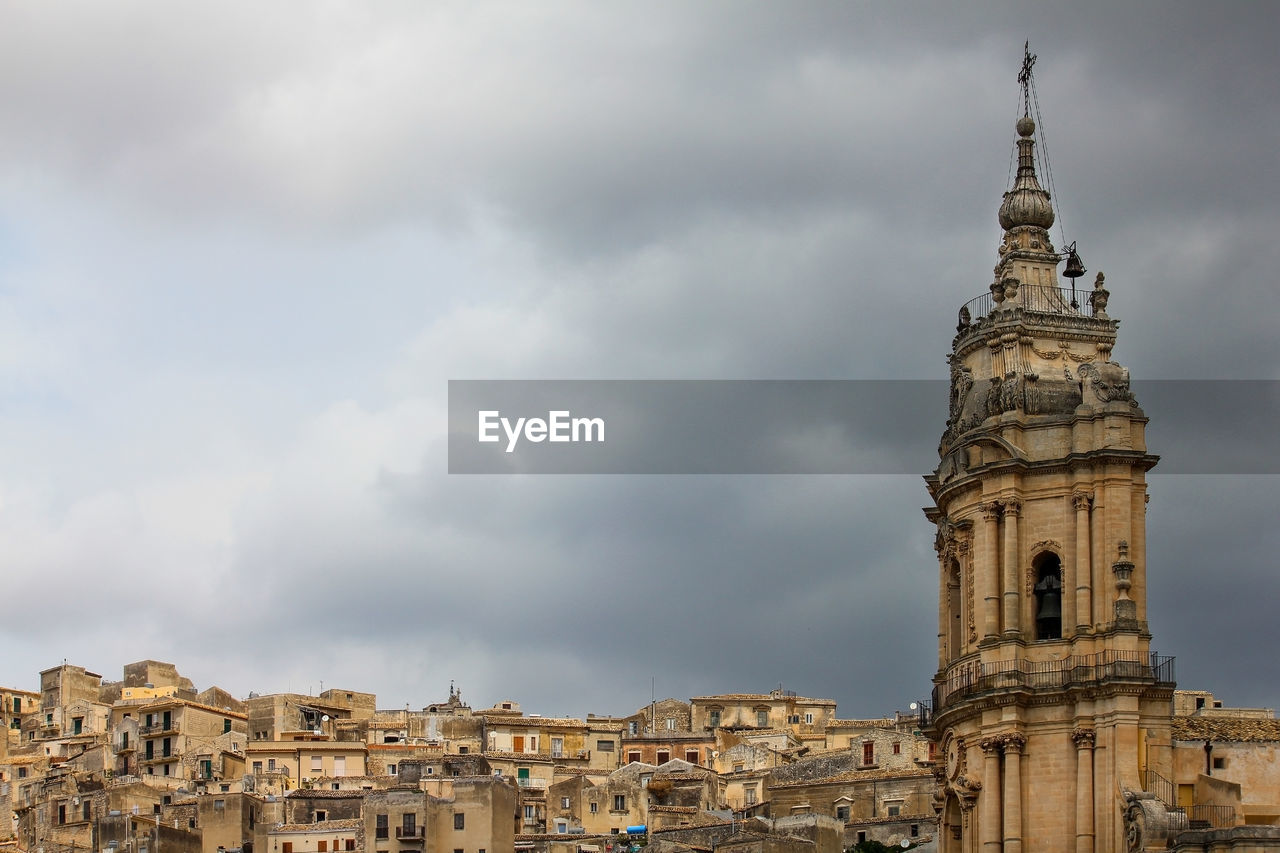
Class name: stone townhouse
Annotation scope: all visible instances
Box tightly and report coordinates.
[1,687,39,748]
[362,774,516,853]
[123,697,248,784]
[246,738,369,790]
[247,690,378,743]
[1169,694,1280,827]
[690,693,836,749]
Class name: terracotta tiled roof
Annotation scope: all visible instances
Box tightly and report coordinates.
[826,719,894,729]
[1172,715,1280,743]
[691,695,836,706]
[650,806,699,813]
[484,751,556,763]
[274,819,364,832]
[285,789,367,799]
[769,766,935,787]
[483,717,590,729]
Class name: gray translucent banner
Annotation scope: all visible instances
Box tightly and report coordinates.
[447,380,1278,475]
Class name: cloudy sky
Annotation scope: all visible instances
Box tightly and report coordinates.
[1,2,1277,720]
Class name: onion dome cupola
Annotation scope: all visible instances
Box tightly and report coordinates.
[998,116,1055,231]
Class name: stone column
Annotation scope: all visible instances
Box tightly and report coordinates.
[1002,500,1022,638]
[1002,734,1025,853]
[938,546,950,668]
[980,737,1002,853]
[1072,728,1096,853]
[1073,491,1093,633]
[982,502,1002,640]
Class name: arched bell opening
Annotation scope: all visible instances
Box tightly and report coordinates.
[1033,551,1063,640]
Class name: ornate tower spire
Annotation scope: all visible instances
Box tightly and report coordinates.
[924,46,1175,853]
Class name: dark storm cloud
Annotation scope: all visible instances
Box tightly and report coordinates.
[0,2,1276,718]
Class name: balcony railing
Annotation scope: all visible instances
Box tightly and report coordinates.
[395,825,423,840]
[933,650,1175,713]
[517,777,545,788]
[959,283,1102,327]
[1140,770,1237,829]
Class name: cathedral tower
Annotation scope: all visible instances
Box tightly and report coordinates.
[923,49,1176,853]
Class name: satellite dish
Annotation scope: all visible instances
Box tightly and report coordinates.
[901,841,911,849]
[321,715,330,722]
[909,702,918,711]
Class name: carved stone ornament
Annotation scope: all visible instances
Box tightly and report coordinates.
[1031,539,1061,557]
[1078,361,1134,403]
[945,735,967,781]
[1071,728,1096,748]
[1122,790,1185,853]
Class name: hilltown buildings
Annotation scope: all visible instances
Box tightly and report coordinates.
[3,663,947,853]
[6,49,1279,853]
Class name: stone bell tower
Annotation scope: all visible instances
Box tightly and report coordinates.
[922,48,1176,853]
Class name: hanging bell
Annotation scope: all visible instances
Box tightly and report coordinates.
[1062,244,1086,279]
[1035,574,1063,621]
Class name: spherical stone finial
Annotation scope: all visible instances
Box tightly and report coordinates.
[1016,116,1036,137]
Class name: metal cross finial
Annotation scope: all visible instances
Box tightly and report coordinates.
[1018,41,1037,116]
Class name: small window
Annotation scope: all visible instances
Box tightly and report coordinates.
[893,742,901,755]
[805,712,814,725]
[613,795,626,811]
[282,844,293,853]
[1213,757,1227,770]
[665,718,675,731]
[863,742,875,765]
[708,710,721,728]
[376,815,388,839]
[911,825,919,838]
[316,810,327,822]
[836,806,849,821]
[628,721,638,735]
[224,719,232,733]
[887,804,901,817]
[454,812,464,830]
[627,751,641,764]
[317,842,327,853]
[345,842,355,851]
[311,756,323,772]
[656,750,670,765]
[596,740,615,752]
[561,797,571,809]
[458,746,468,754]
[685,750,699,763]
[756,711,768,728]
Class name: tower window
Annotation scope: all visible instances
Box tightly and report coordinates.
[1033,552,1063,640]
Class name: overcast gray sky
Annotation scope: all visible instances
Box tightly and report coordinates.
[0,2,1277,719]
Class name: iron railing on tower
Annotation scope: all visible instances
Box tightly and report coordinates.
[932,649,1175,712]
